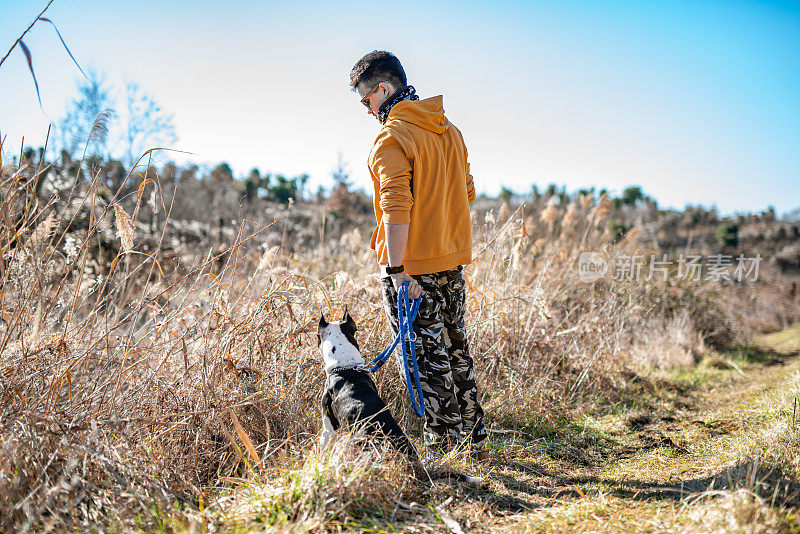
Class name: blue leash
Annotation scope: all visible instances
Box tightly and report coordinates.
[366,282,425,417]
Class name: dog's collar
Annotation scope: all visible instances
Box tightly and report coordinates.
[328,364,369,375]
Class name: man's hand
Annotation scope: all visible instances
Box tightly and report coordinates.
[390,272,423,300]
[383,223,421,299]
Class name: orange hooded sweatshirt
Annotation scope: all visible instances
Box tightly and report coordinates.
[368,95,476,275]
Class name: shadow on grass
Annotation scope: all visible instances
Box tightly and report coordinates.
[724,343,794,366]
[571,460,798,507]
[467,338,800,515]
[475,458,800,511]
[489,410,694,472]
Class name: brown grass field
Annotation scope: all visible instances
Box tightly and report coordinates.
[2,148,800,533]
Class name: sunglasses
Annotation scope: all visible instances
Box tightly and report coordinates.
[360,83,382,109]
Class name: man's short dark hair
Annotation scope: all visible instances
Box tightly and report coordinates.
[349,51,407,91]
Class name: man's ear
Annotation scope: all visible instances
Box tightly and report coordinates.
[319,314,328,328]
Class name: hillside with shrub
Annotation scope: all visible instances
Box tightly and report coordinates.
[1,149,799,531]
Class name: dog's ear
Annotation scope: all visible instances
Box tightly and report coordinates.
[319,314,328,328]
[342,309,357,333]
[340,310,359,350]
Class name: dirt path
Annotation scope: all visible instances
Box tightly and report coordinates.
[439,326,800,533]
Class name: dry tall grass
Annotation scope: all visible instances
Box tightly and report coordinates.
[1,152,797,531]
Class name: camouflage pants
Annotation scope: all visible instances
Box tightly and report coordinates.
[381,265,487,452]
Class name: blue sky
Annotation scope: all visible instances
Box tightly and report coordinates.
[1,0,798,214]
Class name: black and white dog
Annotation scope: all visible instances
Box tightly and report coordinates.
[317,311,417,458]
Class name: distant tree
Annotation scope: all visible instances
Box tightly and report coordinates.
[56,70,114,160]
[499,187,515,204]
[783,206,800,222]
[243,168,261,201]
[210,162,234,184]
[269,175,298,204]
[621,186,644,206]
[315,185,327,203]
[261,174,273,198]
[179,164,198,184]
[715,223,739,247]
[85,154,103,174]
[18,147,35,175]
[249,172,270,202]
[683,205,703,225]
[162,162,178,186]
[120,82,177,167]
[54,74,176,170]
[332,154,351,189]
[16,147,38,185]
[329,156,354,217]
[58,149,80,179]
[296,173,309,202]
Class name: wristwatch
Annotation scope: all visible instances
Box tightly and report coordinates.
[385,264,404,275]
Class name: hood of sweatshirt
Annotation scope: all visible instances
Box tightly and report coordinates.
[387,95,449,134]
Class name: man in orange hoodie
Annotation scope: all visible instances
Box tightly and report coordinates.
[350,51,487,455]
